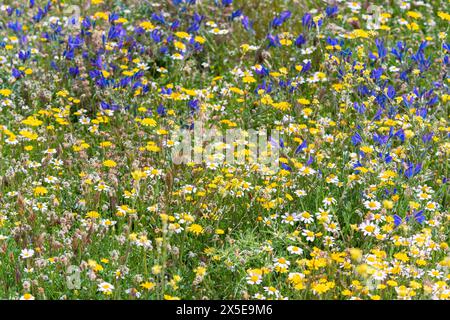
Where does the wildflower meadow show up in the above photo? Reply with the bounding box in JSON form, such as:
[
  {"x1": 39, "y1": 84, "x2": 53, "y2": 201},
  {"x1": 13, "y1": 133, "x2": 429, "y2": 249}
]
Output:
[{"x1": 0, "y1": 0, "x2": 449, "y2": 301}]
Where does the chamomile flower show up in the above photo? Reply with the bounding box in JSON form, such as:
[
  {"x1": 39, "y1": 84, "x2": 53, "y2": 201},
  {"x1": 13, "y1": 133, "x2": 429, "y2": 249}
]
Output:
[
  {"x1": 246, "y1": 273, "x2": 262, "y2": 285},
  {"x1": 299, "y1": 211, "x2": 314, "y2": 224},
  {"x1": 20, "y1": 249, "x2": 35, "y2": 259},
  {"x1": 281, "y1": 212, "x2": 298, "y2": 225},
  {"x1": 364, "y1": 200, "x2": 381, "y2": 211},
  {"x1": 263, "y1": 286, "x2": 280, "y2": 297},
  {"x1": 302, "y1": 229, "x2": 315, "y2": 242},
  {"x1": 20, "y1": 293, "x2": 35, "y2": 300},
  {"x1": 360, "y1": 221, "x2": 379, "y2": 236},
  {"x1": 98, "y1": 282, "x2": 114, "y2": 295},
  {"x1": 323, "y1": 197, "x2": 337, "y2": 207},
  {"x1": 287, "y1": 245, "x2": 303, "y2": 255}
]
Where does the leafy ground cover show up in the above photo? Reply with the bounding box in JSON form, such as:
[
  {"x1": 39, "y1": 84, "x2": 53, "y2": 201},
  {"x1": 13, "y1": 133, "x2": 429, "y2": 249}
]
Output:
[{"x1": 0, "y1": 0, "x2": 449, "y2": 300}]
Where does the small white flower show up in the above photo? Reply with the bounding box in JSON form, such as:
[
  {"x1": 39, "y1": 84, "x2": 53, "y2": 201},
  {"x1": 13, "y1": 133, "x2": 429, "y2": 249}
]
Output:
[
  {"x1": 98, "y1": 282, "x2": 115, "y2": 295},
  {"x1": 299, "y1": 211, "x2": 314, "y2": 224},
  {"x1": 20, "y1": 249, "x2": 35, "y2": 259},
  {"x1": 364, "y1": 200, "x2": 381, "y2": 211},
  {"x1": 287, "y1": 246, "x2": 303, "y2": 255},
  {"x1": 20, "y1": 293, "x2": 35, "y2": 300},
  {"x1": 263, "y1": 286, "x2": 279, "y2": 297},
  {"x1": 359, "y1": 221, "x2": 379, "y2": 236}
]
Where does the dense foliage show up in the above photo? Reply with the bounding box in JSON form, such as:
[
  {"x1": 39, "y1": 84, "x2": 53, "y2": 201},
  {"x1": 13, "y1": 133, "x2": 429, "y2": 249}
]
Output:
[{"x1": 0, "y1": 0, "x2": 449, "y2": 300}]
